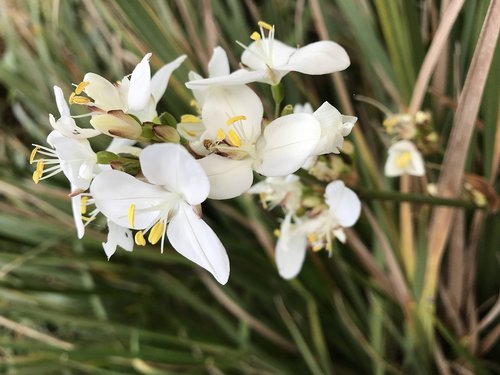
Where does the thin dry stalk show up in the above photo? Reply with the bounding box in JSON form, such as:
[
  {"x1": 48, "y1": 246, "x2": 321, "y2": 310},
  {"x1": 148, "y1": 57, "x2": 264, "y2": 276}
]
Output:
[
  {"x1": 399, "y1": 175, "x2": 415, "y2": 280},
  {"x1": 433, "y1": 341, "x2": 452, "y2": 375},
  {"x1": 175, "y1": 0, "x2": 209, "y2": 66},
  {"x1": 409, "y1": 0, "x2": 465, "y2": 114},
  {"x1": 479, "y1": 323, "x2": 500, "y2": 355},
  {"x1": 422, "y1": 0, "x2": 500, "y2": 307},
  {"x1": 0, "y1": 315, "x2": 74, "y2": 351},
  {"x1": 202, "y1": 0, "x2": 218, "y2": 51},
  {"x1": 447, "y1": 210, "x2": 465, "y2": 312},
  {"x1": 198, "y1": 271, "x2": 296, "y2": 353},
  {"x1": 363, "y1": 206, "x2": 411, "y2": 307}
]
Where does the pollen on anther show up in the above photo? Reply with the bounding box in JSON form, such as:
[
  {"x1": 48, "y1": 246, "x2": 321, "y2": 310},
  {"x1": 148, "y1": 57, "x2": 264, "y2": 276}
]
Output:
[
  {"x1": 30, "y1": 147, "x2": 39, "y2": 164},
  {"x1": 250, "y1": 31, "x2": 261, "y2": 41},
  {"x1": 80, "y1": 196, "x2": 89, "y2": 214},
  {"x1": 226, "y1": 115, "x2": 247, "y2": 126},
  {"x1": 75, "y1": 81, "x2": 90, "y2": 95},
  {"x1": 128, "y1": 204, "x2": 136, "y2": 228},
  {"x1": 257, "y1": 20, "x2": 273, "y2": 31},
  {"x1": 69, "y1": 92, "x2": 91, "y2": 105},
  {"x1": 181, "y1": 114, "x2": 201, "y2": 123},
  {"x1": 395, "y1": 151, "x2": 411, "y2": 168},
  {"x1": 227, "y1": 129, "x2": 241, "y2": 147},
  {"x1": 135, "y1": 231, "x2": 146, "y2": 246},
  {"x1": 216, "y1": 128, "x2": 226, "y2": 141},
  {"x1": 148, "y1": 221, "x2": 165, "y2": 245}
]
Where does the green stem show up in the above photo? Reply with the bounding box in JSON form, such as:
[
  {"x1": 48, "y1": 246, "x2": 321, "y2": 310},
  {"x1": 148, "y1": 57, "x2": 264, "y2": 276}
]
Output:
[
  {"x1": 356, "y1": 189, "x2": 482, "y2": 209},
  {"x1": 271, "y1": 83, "x2": 284, "y2": 119}
]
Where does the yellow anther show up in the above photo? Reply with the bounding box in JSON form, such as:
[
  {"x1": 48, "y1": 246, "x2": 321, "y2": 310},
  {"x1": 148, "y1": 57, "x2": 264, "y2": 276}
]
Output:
[
  {"x1": 32, "y1": 170, "x2": 42, "y2": 184},
  {"x1": 69, "y1": 92, "x2": 91, "y2": 105},
  {"x1": 30, "y1": 147, "x2": 39, "y2": 164},
  {"x1": 135, "y1": 231, "x2": 146, "y2": 246},
  {"x1": 128, "y1": 204, "x2": 135, "y2": 228},
  {"x1": 250, "y1": 31, "x2": 261, "y2": 41},
  {"x1": 307, "y1": 233, "x2": 317, "y2": 244},
  {"x1": 273, "y1": 229, "x2": 281, "y2": 238},
  {"x1": 216, "y1": 128, "x2": 226, "y2": 141},
  {"x1": 395, "y1": 151, "x2": 412, "y2": 169},
  {"x1": 35, "y1": 160, "x2": 44, "y2": 173},
  {"x1": 259, "y1": 193, "x2": 268, "y2": 209},
  {"x1": 258, "y1": 21, "x2": 273, "y2": 31},
  {"x1": 148, "y1": 221, "x2": 165, "y2": 245},
  {"x1": 325, "y1": 242, "x2": 332, "y2": 252},
  {"x1": 226, "y1": 115, "x2": 246, "y2": 126},
  {"x1": 80, "y1": 196, "x2": 89, "y2": 214},
  {"x1": 75, "y1": 81, "x2": 90, "y2": 95},
  {"x1": 184, "y1": 129, "x2": 196, "y2": 137},
  {"x1": 227, "y1": 129, "x2": 241, "y2": 147},
  {"x1": 189, "y1": 99, "x2": 198, "y2": 107},
  {"x1": 312, "y1": 244, "x2": 323, "y2": 252},
  {"x1": 181, "y1": 114, "x2": 201, "y2": 123}
]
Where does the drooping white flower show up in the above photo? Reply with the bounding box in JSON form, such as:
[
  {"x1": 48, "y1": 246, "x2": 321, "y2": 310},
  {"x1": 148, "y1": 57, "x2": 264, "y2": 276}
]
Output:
[
  {"x1": 311, "y1": 102, "x2": 357, "y2": 155},
  {"x1": 384, "y1": 140, "x2": 425, "y2": 177},
  {"x1": 248, "y1": 174, "x2": 302, "y2": 213},
  {"x1": 186, "y1": 21, "x2": 350, "y2": 88},
  {"x1": 196, "y1": 86, "x2": 321, "y2": 199},
  {"x1": 49, "y1": 86, "x2": 100, "y2": 139},
  {"x1": 31, "y1": 131, "x2": 97, "y2": 190},
  {"x1": 275, "y1": 180, "x2": 361, "y2": 279},
  {"x1": 76, "y1": 53, "x2": 186, "y2": 123},
  {"x1": 90, "y1": 143, "x2": 230, "y2": 284}
]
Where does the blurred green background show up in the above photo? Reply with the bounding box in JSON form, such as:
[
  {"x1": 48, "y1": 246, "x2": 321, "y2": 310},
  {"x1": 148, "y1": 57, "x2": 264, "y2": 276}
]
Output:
[{"x1": 0, "y1": 0, "x2": 498, "y2": 374}]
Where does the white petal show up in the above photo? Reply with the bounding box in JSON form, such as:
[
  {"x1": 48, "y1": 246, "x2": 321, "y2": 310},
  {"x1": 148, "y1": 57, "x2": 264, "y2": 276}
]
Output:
[
  {"x1": 201, "y1": 86, "x2": 263, "y2": 142},
  {"x1": 71, "y1": 192, "x2": 85, "y2": 239},
  {"x1": 128, "y1": 53, "x2": 152, "y2": 112},
  {"x1": 140, "y1": 143, "x2": 209, "y2": 205},
  {"x1": 49, "y1": 114, "x2": 101, "y2": 139},
  {"x1": 341, "y1": 115, "x2": 358, "y2": 136},
  {"x1": 187, "y1": 71, "x2": 207, "y2": 106},
  {"x1": 177, "y1": 120, "x2": 206, "y2": 142},
  {"x1": 198, "y1": 155, "x2": 254, "y2": 199},
  {"x1": 241, "y1": 39, "x2": 296, "y2": 70},
  {"x1": 275, "y1": 214, "x2": 307, "y2": 279},
  {"x1": 283, "y1": 41, "x2": 350, "y2": 75},
  {"x1": 53, "y1": 86, "x2": 70, "y2": 117},
  {"x1": 150, "y1": 55, "x2": 186, "y2": 104},
  {"x1": 325, "y1": 180, "x2": 361, "y2": 227},
  {"x1": 256, "y1": 113, "x2": 321, "y2": 176},
  {"x1": 83, "y1": 72, "x2": 124, "y2": 111},
  {"x1": 47, "y1": 131, "x2": 97, "y2": 190},
  {"x1": 385, "y1": 140, "x2": 425, "y2": 177},
  {"x1": 208, "y1": 47, "x2": 230, "y2": 77},
  {"x1": 105, "y1": 138, "x2": 139, "y2": 155},
  {"x1": 294, "y1": 102, "x2": 314, "y2": 114},
  {"x1": 185, "y1": 69, "x2": 269, "y2": 88},
  {"x1": 102, "y1": 220, "x2": 134, "y2": 259},
  {"x1": 90, "y1": 170, "x2": 170, "y2": 229},
  {"x1": 167, "y1": 202, "x2": 230, "y2": 284}
]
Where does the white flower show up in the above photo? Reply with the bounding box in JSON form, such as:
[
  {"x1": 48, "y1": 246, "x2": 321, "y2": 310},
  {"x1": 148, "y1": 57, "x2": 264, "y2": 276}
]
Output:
[
  {"x1": 311, "y1": 102, "x2": 357, "y2": 155},
  {"x1": 247, "y1": 174, "x2": 302, "y2": 213},
  {"x1": 186, "y1": 21, "x2": 350, "y2": 88},
  {"x1": 102, "y1": 220, "x2": 134, "y2": 260},
  {"x1": 49, "y1": 86, "x2": 100, "y2": 139},
  {"x1": 196, "y1": 86, "x2": 321, "y2": 199},
  {"x1": 90, "y1": 143, "x2": 230, "y2": 284},
  {"x1": 77, "y1": 53, "x2": 186, "y2": 122},
  {"x1": 275, "y1": 180, "x2": 361, "y2": 279},
  {"x1": 31, "y1": 131, "x2": 97, "y2": 190},
  {"x1": 293, "y1": 102, "x2": 314, "y2": 114},
  {"x1": 384, "y1": 140, "x2": 425, "y2": 177}
]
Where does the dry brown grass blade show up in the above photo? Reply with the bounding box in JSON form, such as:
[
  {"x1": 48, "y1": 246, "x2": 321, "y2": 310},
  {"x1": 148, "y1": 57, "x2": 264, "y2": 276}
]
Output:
[
  {"x1": 409, "y1": 0, "x2": 465, "y2": 114},
  {"x1": 399, "y1": 175, "x2": 415, "y2": 280},
  {"x1": 344, "y1": 229, "x2": 395, "y2": 299},
  {"x1": 363, "y1": 206, "x2": 411, "y2": 307},
  {"x1": 197, "y1": 271, "x2": 297, "y2": 353},
  {"x1": 422, "y1": 0, "x2": 500, "y2": 304},
  {"x1": 446, "y1": 210, "x2": 465, "y2": 314},
  {"x1": 0, "y1": 315, "x2": 74, "y2": 351}
]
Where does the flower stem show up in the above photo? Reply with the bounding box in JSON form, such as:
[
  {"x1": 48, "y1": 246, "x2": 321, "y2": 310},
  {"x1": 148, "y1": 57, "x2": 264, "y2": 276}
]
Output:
[
  {"x1": 271, "y1": 83, "x2": 284, "y2": 119},
  {"x1": 356, "y1": 189, "x2": 482, "y2": 209}
]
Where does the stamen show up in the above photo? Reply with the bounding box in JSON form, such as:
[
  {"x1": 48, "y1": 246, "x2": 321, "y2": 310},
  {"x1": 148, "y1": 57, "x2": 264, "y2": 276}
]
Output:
[
  {"x1": 250, "y1": 31, "x2": 261, "y2": 41},
  {"x1": 69, "y1": 92, "x2": 91, "y2": 105},
  {"x1": 259, "y1": 193, "x2": 268, "y2": 209},
  {"x1": 30, "y1": 147, "x2": 39, "y2": 164},
  {"x1": 227, "y1": 129, "x2": 241, "y2": 147},
  {"x1": 226, "y1": 115, "x2": 246, "y2": 126},
  {"x1": 258, "y1": 21, "x2": 273, "y2": 31},
  {"x1": 148, "y1": 221, "x2": 165, "y2": 245},
  {"x1": 181, "y1": 114, "x2": 201, "y2": 123},
  {"x1": 135, "y1": 231, "x2": 146, "y2": 246},
  {"x1": 395, "y1": 151, "x2": 412, "y2": 168},
  {"x1": 32, "y1": 170, "x2": 42, "y2": 184},
  {"x1": 273, "y1": 229, "x2": 281, "y2": 237},
  {"x1": 312, "y1": 244, "x2": 323, "y2": 252},
  {"x1": 81, "y1": 196, "x2": 89, "y2": 214},
  {"x1": 128, "y1": 204, "x2": 136, "y2": 228},
  {"x1": 75, "y1": 81, "x2": 90, "y2": 95},
  {"x1": 216, "y1": 128, "x2": 226, "y2": 141},
  {"x1": 307, "y1": 233, "x2": 317, "y2": 244}
]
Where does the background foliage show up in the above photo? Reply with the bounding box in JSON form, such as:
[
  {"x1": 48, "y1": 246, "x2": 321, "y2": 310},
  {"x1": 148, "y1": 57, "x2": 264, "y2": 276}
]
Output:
[{"x1": 0, "y1": 0, "x2": 498, "y2": 374}]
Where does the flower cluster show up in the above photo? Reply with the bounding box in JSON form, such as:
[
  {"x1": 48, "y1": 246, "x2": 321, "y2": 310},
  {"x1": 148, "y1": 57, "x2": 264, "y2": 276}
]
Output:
[{"x1": 31, "y1": 21, "x2": 360, "y2": 283}]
